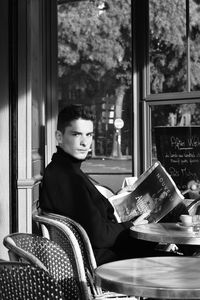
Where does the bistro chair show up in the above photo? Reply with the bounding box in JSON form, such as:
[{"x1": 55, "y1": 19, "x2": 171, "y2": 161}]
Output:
[
  {"x1": 0, "y1": 261, "x2": 64, "y2": 300},
  {"x1": 95, "y1": 184, "x2": 115, "y2": 198},
  {"x1": 187, "y1": 197, "x2": 200, "y2": 216},
  {"x1": 34, "y1": 212, "x2": 98, "y2": 295},
  {"x1": 33, "y1": 212, "x2": 139, "y2": 300},
  {"x1": 3, "y1": 232, "x2": 90, "y2": 300}
]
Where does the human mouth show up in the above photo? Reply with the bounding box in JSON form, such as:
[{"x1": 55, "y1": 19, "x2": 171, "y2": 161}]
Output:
[{"x1": 77, "y1": 149, "x2": 88, "y2": 153}]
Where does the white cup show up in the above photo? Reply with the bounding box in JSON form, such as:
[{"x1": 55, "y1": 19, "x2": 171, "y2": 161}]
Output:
[{"x1": 180, "y1": 214, "x2": 193, "y2": 227}]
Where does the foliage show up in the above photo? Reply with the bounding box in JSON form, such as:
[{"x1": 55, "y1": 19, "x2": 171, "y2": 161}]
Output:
[
  {"x1": 57, "y1": 0, "x2": 132, "y2": 97},
  {"x1": 150, "y1": 0, "x2": 200, "y2": 93}
]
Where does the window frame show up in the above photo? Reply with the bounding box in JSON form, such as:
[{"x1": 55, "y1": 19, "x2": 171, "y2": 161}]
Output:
[{"x1": 137, "y1": 0, "x2": 200, "y2": 171}]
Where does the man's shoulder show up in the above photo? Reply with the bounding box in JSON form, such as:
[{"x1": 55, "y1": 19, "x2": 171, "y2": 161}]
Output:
[{"x1": 43, "y1": 160, "x2": 83, "y2": 181}]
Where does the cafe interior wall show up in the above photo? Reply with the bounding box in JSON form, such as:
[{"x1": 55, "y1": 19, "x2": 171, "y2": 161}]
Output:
[
  {"x1": 0, "y1": 0, "x2": 10, "y2": 260},
  {"x1": 0, "y1": 0, "x2": 48, "y2": 260}
]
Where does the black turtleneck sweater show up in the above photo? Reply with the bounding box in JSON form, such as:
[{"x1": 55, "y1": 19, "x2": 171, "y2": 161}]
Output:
[{"x1": 39, "y1": 147, "x2": 136, "y2": 265}]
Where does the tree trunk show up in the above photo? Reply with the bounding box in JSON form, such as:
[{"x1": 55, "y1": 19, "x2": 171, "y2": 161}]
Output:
[{"x1": 111, "y1": 85, "x2": 126, "y2": 158}]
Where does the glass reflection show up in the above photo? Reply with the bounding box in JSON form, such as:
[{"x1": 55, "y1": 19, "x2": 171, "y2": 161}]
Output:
[{"x1": 151, "y1": 102, "x2": 200, "y2": 191}]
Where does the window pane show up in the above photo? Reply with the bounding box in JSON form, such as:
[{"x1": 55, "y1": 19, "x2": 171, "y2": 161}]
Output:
[
  {"x1": 57, "y1": 0, "x2": 132, "y2": 190},
  {"x1": 190, "y1": 0, "x2": 200, "y2": 91},
  {"x1": 151, "y1": 102, "x2": 200, "y2": 192},
  {"x1": 149, "y1": 0, "x2": 187, "y2": 94}
]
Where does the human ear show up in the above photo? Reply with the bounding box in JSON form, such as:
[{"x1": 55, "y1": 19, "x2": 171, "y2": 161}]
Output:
[{"x1": 55, "y1": 130, "x2": 63, "y2": 144}]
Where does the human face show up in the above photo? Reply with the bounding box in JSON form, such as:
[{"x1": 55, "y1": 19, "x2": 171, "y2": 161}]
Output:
[{"x1": 56, "y1": 118, "x2": 94, "y2": 160}]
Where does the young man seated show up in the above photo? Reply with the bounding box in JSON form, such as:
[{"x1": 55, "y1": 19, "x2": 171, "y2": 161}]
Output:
[{"x1": 39, "y1": 104, "x2": 189, "y2": 265}]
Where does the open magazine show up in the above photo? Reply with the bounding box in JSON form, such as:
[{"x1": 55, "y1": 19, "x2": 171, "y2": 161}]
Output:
[{"x1": 109, "y1": 161, "x2": 184, "y2": 223}]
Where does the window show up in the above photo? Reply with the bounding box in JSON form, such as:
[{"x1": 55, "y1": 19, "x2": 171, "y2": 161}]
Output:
[
  {"x1": 149, "y1": 0, "x2": 200, "y2": 94},
  {"x1": 143, "y1": 0, "x2": 200, "y2": 192},
  {"x1": 56, "y1": 0, "x2": 133, "y2": 191}
]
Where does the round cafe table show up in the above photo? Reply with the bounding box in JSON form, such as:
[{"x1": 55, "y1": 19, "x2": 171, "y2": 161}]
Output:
[
  {"x1": 130, "y1": 222, "x2": 200, "y2": 245},
  {"x1": 95, "y1": 256, "x2": 200, "y2": 299}
]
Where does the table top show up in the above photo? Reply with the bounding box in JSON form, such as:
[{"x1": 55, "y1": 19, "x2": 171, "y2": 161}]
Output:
[
  {"x1": 130, "y1": 222, "x2": 200, "y2": 245},
  {"x1": 95, "y1": 256, "x2": 200, "y2": 299}
]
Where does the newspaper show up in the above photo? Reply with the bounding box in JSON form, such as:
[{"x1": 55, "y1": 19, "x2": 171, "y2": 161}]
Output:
[{"x1": 109, "y1": 161, "x2": 184, "y2": 223}]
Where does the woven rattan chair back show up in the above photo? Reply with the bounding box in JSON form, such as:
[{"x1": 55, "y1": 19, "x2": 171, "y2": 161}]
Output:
[
  {"x1": 33, "y1": 212, "x2": 138, "y2": 300},
  {"x1": 33, "y1": 212, "x2": 98, "y2": 297},
  {"x1": 34, "y1": 212, "x2": 96, "y2": 273},
  {"x1": 3, "y1": 233, "x2": 90, "y2": 300},
  {"x1": 0, "y1": 261, "x2": 64, "y2": 300}
]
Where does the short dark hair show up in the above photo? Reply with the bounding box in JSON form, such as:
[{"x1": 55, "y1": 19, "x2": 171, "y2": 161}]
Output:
[{"x1": 57, "y1": 104, "x2": 95, "y2": 133}]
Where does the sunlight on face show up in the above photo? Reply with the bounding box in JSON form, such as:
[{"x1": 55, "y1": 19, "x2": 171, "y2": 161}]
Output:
[{"x1": 56, "y1": 118, "x2": 94, "y2": 160}]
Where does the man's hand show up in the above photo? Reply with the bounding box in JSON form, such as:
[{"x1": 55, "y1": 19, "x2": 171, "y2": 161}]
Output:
[{"x1": 132, "y1": 210, "x2": 151, "y2": 226}]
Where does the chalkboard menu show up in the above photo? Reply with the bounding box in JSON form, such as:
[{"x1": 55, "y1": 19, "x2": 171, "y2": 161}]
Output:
[{"x1": 155, "y1": 126, "x2": 200, "y2": 191}]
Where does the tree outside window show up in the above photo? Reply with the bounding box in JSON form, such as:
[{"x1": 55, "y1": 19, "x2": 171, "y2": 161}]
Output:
[{"x1": 57, "y1": 0, "x2": 132, "y2": 159}]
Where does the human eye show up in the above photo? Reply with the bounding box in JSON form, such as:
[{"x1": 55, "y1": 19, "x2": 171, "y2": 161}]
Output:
[
  {"x1": 87, "y1": 132, "x2": 94, "y2": 137},
  {"x1": 72, "y1": 132, "x2": 80, "y2": 137}
]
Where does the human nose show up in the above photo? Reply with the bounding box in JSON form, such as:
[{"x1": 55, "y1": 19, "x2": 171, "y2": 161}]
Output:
[{"x1": 80, "y1": 135, "x2": 89, "y2": 146}]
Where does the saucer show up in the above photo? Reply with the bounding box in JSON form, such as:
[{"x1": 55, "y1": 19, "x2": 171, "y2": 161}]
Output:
[{"x1": 176, "y1": 222, "x2": 193, "y2": 231}]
